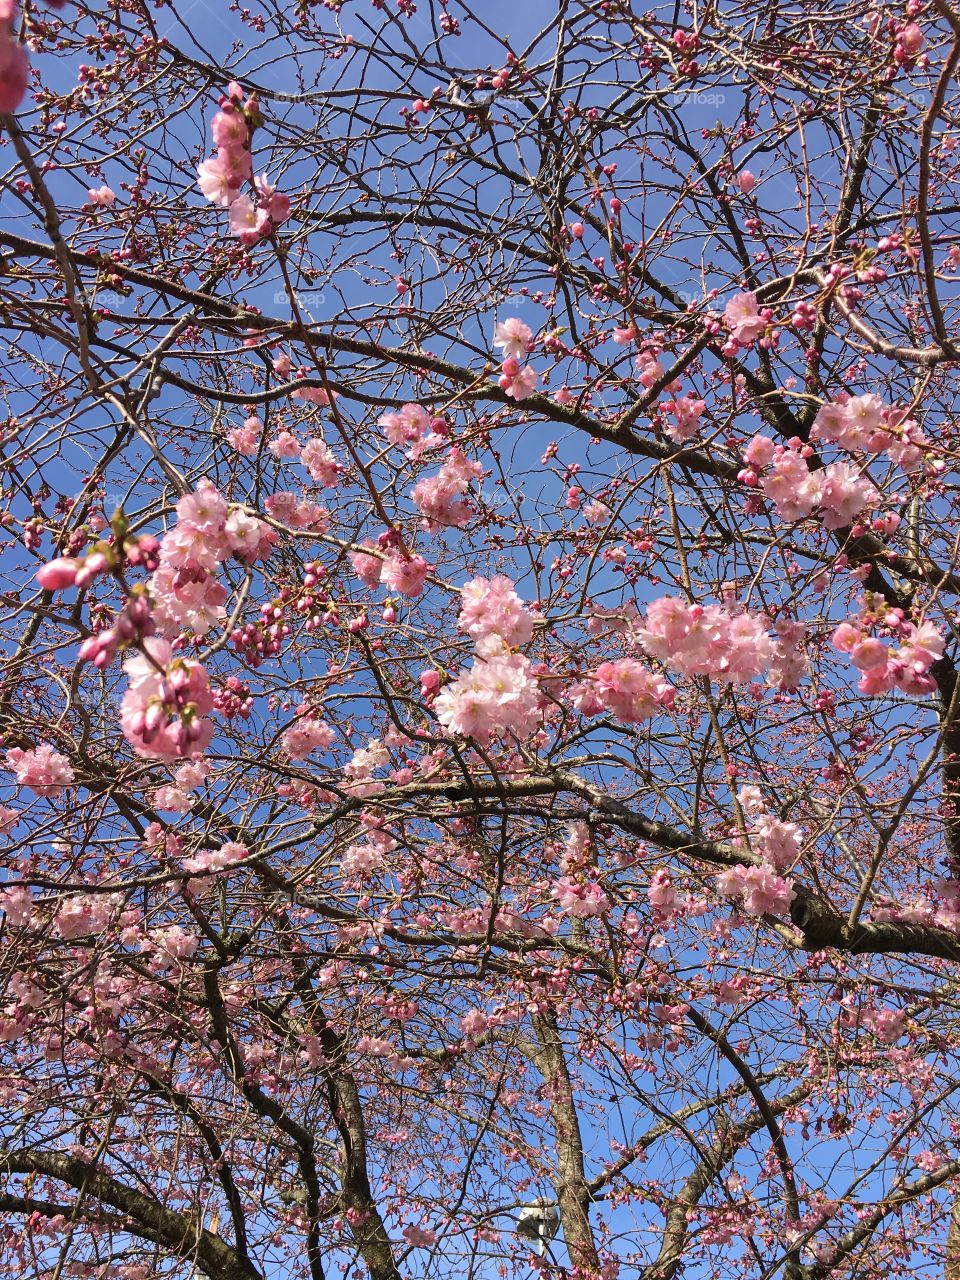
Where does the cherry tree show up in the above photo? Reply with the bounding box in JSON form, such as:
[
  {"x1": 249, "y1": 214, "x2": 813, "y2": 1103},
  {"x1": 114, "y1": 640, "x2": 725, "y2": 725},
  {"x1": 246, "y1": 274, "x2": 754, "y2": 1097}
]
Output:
[{"x1": 2, "y1": 0, "x2": 960, "y2": 1277}]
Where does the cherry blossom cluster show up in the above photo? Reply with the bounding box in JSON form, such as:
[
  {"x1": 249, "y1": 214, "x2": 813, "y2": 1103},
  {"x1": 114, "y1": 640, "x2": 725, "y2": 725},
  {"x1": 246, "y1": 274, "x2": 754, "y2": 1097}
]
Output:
[
  {"x1": 282, "y1": 710, "x2": 335, "y2": 761},
  {"x1": 552, "y1": 876, "x2": 611, "y2": 918},
  {"x1": 350, "y1": 534, "x2": 430, "y2": 597},
  {"x1": 722, "y1": 289, "x2": 773, "y2": 353},
  {"x1": 810, "y1": 392, "x2": 930, "y2": 472},
  {"x1": 37, "y1": 480, "x2": 276, "y2": 760},
  {"x1": 739, "y1": 436, "x2": 881, "y2": 529},
  {"x1": 411, "y1": 448, "x2": 484, "y2": 530},
  {"x1": 493, "y1": 318, "x2": 538, "y2": 400},
  {"x1": 196, "y1": 83, "x2": 290, "y2": 245},
  {"x1": 340, "y1": 811, "x2": 399, "y2": 879},
  {"x1": 570, "y1": 658, "x2": 675, "y2": 724},
  {"x1": 119, "y1": 639, "x2": 215, "y2": 761},
  {"x1": 736, "y1": 784, "x2": 803, "y2": 870},
  {"x1": 379, "y1": 403, "x2": 448, "y2": 459},
  {"x1": 149, "y1": 479, "x2": 274, "y2": 640},
  {"x1": 636, "y1": 596, "x2": 779, "y2": 684},
  {"x1": 715, "y1": 862, "x2": 796, "y2": 917},
  {"x1": 660, "y1": 392, "x2": 706, "y2": 444},
  {"x1": 832, "y1": 609, "x2": 944, "y2": 696},
  {"x1": 151, "y1": 758, "x2": 210, "y2": 814},
  {"x1": 432, "y1": 649, "x2": 539, "y2": 741},
  {"x1": 4, "y1": 743, "x2": 74, "y2": 798},
  {"x1": 548, "y1": 820, "x2": 612, "y2": 919},
  {"x1": 434, "y1": 575, "x2": 540, "y2": 743}
]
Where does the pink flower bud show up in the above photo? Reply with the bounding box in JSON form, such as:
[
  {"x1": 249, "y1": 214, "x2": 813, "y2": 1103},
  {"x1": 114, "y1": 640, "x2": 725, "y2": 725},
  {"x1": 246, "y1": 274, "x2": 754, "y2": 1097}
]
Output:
[{"x1": 36, "y1": 558, "x2": 80, "y2": 590}]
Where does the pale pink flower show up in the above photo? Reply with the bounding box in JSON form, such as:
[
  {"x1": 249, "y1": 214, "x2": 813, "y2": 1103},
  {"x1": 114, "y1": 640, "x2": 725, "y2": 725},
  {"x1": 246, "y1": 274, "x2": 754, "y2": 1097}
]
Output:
[
  {"x1": 379, "y1": 403, "x2": 430, "y2": 447},
  {"x1": 663, "y1": 394, "x2": 705, "y2": 443},
  {"x1": 176, "y1": 479, "x2": 228, "y2": 536},
  {"x1": 723, "y1": 290, "x2": 766, "y2": 344},
  {"x1": 225, "y1": 510, "x2": 276, "y2": 562},
  {"x1": 301, "y1": 437, "x2": 341, "y2": 486},
  {"x1": 648, "y1": 868, "x2": 677, "y2": 914},
  {"x1": 150, "y1": 564, "x2": 227, "y2": 637},
  {"x1": 228, "y1": 414, "x2": 262, "y2": 455},
  {"x1": 434, "y1": 652, "x2": 540, "y2": 743},
  {"x1": 351, "y1": 545, "x2": 383, "y2": 589},
  {"x1": 198, "y1": 155, "x2": 243, "y2": 207},
  {"x1": 283, "y1": 717, "x2": 334, "y2": 760},
  {"x1": 460, "y1": 1009, "x2": 490, "y2": 1037},
  {"x1": 817, "y1": 462, "x2": 879, "y2": 530},
  {"x1": 499, "y1": 362, "x2": 538, "y2": 401},
  {"x1": 267, "y1": 429, "x2": 302, "y2": 459},
  {"x1": 152, "y1": 925, "x2": 198, "y2": 961},
  {"x1": 590, "y1": 659, "x2": 675, "y2": 723},
  {"x1": 151, "y1": 784, "x2": 194, "y2": 813},
  {"x1": 5, "y1": 744, "x2": 74, "y2": 797},
  {"x1": 228, "y1": 194, "x2": 261, "y2": 245},
  {"x1": 552, "y1": 876, "x2": 611, "y2": 918},
  {"x1": 0, "y1": 887, "x2": 33, "y2": 927},
  {"x1": 492, "y1": 316, "x2": 533, "y2": 359},
  {"x1": 411, "y1": 448, "x2": 483, "y2": 531},
  {"x1": 211, "y1": 105, "x2": 248, "y2": 150},
  {"x1": 716, "y1": 863, "x2": 795, "y2": 916},
  {"x1": 403, "y1": 1225, "x2": 437, "y2": 1249},
  {"x1": 56, "y1": 893, "x2": 118, "y2": 939},
  {"x1": 87, "y1": 184, "x2": 116, "y2": 207},
  {"x1": 380, "y1": 553, "x2": 429, "y2": 597},
  {"x1": 254, "y1": 174, "x2": 291, "y2": 225},
  {"x1": 761, "y1": 448, "x2": 822, "y2": 521},
  {"x1": 751, "y1": 814, "x2": 802, "y2": 870},
  {"x1": 458, "y1": 575, "x2": 534, "y2": 649},
  {"x1": 175, "y1": 759, "x2": 210, "y2": 791},
  {"x1": 120, "y1": 639, "x2": 214, "y2": 762},
  {"x1": 743, "y1": 435, "x2": 776, "y2": 468},
  {"x1": 637, "y1": 597, "x2": 777, "y2": 684}
]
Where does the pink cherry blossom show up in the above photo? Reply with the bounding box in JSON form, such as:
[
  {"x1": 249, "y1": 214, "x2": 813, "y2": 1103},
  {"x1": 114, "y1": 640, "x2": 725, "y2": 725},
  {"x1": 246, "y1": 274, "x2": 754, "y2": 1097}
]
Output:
[
  {"x1": 492, "y1": 317, "x2": 533, "y2": 359},
  {"x1": 283, "y1": 716, "x2": 334, "y2": 760},
  {"x1": 301, "y1": 437, "x2": 341, "y2": 486},
  {"x1": 498, "y1": 361, "x2": 538, "y2": 401},
  {"x1": 716, "y1": 863, "x2": 796, "y2": 916},
  {"x1": 0, "y1": 35, "x2": 28, "y2": 115},
  {"x1": 5, "y1": 743, "x2": 75, "y2": 797},
  {"x1": 662, "y1": 393, "x2": 705, "y2": 443},
  {"x1": 380, "y1": 553, "x2": 429, "y2": 597},
  {"x1": 723, "y1": 290, "x2": 766, "y2": 344},
  {"x1": 552, "y1": 876, "x2": 611, "y2": 918},
  {"x1": 637, "y1": 597, "x2": 778, "y2": 684},
  {"x1": 228, "y1": 414, "x2": 262, "y2": 454},
  {"x1": 351, "y1": 544, "x2": 383, "y2": 589},
  {"x1": 120, "y1": 639, "x2": 214, "y2": 761},
  {"x1": 87, "y1": 184, "x2": 116, "y2": 206},
  {"x1": 458, "y1": 575, "x2": 534, "y2": 649},
  {"x1": 434, "y1": 652, "x2": 540, "y2": 743},
  {"x1": 588, "y1": 659, "x2": 676, "y2": 723},
  {"x1": 267, "y1": 430, "x2": 302, "y2": 459}
]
